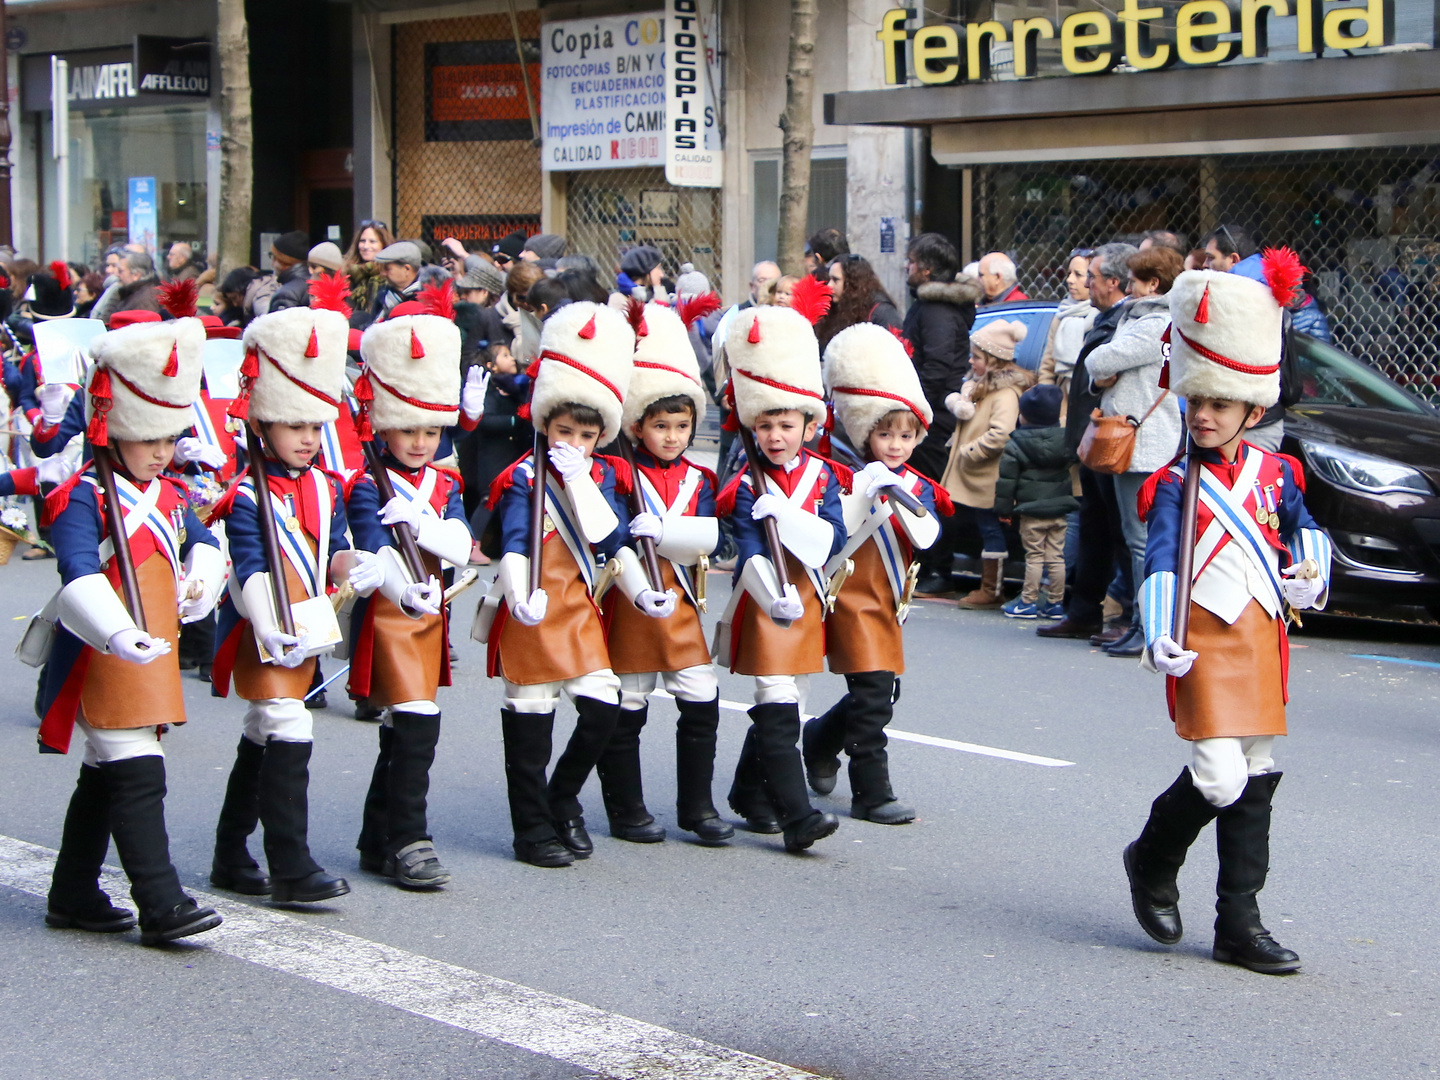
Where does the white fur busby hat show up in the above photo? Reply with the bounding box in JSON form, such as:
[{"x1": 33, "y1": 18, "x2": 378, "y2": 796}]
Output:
[
  {"x1": 620, "y1": 299, "x2": 712, "y2": 434},
  {"x1": 84, "y1": 283, "x2": 206, "y2": 446},
  {"x1": 724, "y1": 276, "x2": 832, "y2": 430},
  {"x1": 822, "y1": 323, "x2": 933, "y2": 449},
  {"x1": 1165, "y1": 249, "x2": 1304, "y2": 410},
  {"x1": 239, "y1": 307, "x2": 349, "y2": 425},
  {"x1": 526, "y1": 301, "x2": 635, "y2": 444},
  {"x1": 356, "y1": 281, "x2": 462, "y2": 437}
]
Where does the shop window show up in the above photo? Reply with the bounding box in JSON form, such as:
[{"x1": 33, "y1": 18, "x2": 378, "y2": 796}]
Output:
[{"x1": 752, "y1": 155, "x2": 849, "y2": 264}]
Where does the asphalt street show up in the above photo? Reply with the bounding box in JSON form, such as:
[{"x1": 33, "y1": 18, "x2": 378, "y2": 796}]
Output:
[{"x1": 0, "y1": 553, "x2": 1437, "y2": 1080}]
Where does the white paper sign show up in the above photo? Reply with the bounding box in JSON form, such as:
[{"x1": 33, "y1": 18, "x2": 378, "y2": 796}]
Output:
[
  {"x1": 541, "y1": 13, "x2": 666, "y2": 172},
  {"x1": 663, "y1": 0, "x2": 722, "y2": 188},
  {"x1": 33, "y1": 319, "x2": 106, "y2": 386},
  {"x1": 202, "y1": 337, "x2": 246, "y2": 401}
]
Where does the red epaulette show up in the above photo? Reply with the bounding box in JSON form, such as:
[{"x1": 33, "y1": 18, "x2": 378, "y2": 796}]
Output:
[
  {"x1": 318, "y1": 465, "x2": 348, "y2": 499},
  {"x1": 41, "y1": 467, "x2": 89, "y2": 528},
  {"x1": 205, "y1": 468, "x2": 250, "y2": 526},
  {"x1": 160, "y1": 475, "x2": 191, "y2": 502},
  {"x1": 595, "y1": 453, "x2": 632, "y2": 496},
  {"x1": 430, "y1": 462, "x2": 465, "y2": 493},
  {"x1": 1274, "y1": 452, "x2": 1306, "y2": 494},
  {"x1": 681, "y1": 456, "x2": 719, "y2": 493},
  {"x1": 715, "y1": 465, "x2": 749, "y2": 518},
  {"x1": 814, "y1": 453, "x2": 854, "y2": 493},
  {"x1": 342, "y1": 469, "x2": 372, "y2": 503},
  {"x1": 1137, "y1": 453, "x2": 1186, "y2": 523},
  {"x1": 486, "y1": 451, "x2": 534, "y2": 511}
]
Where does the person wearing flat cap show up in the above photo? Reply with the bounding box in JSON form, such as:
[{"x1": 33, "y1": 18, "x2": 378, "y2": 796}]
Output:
[
  {"x1": 267, "y1": 230, "x2": 315, "y2": 314},
  {"x1": 455, "y1": 256, "x2": 510, "y2": 363},
  {"x1": 372, "y1": 241, "x2": 424, "y2": 320}
]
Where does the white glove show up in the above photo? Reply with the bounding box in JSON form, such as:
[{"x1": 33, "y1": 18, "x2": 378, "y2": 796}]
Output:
[
  {"x1": 512, "y1": 588, "x2": 548, "y2": 626},
  {"x1": 461, "y1": 366, "x2": 489, "y2": 420},
  {"x1": 177, "y1": 579, "x2": 212, "y2": 624},
  {"x1": 751, "y1": 493, "x2": 787, "y2": 523},
  {"x1": 39, "y1": 383, "x2": 75, "y2": 426},
  {"x1": 1151, "y1": 635, "x2": 1198, "y2": 678},
  {"x1": 108, "y1": 628, "x2": 171, "y2": 665},
  {"x1": 629, "y1": 511, "x2": 663, "y2": 541},
  {"x1": 548, "y1": 440, "x2": 589, "y2": 483},
  {"x1": 35, "y1": 454, "x2": 78, "y2": 486},
  {"x1": 635, "y1": 588, "x2": 677, "y2": 619},
  {"x1": 770, "y1": 583, "x2": 804, "y2": 622},
  {"x1": 860, "y1": 461, "x2": 905, "y2": 499},
  {"x1": 173, "y1": 437, "x2": 228, "y2": 471},
  {"x1": 380, "y1": 494, "x2": 426, "y2": 532},
  {"x1": 401, "y1": 576, "x2": 443, "y2": 616},
  {"x1": 1281, "y1": 565, "x2": 1325, "y2": 610},
  {"x1": 260, "y1": 628, "x2": 302, "y2": 665},
  {"x1": 347, "y1": 551, "x2": 384, "y2": 594}
]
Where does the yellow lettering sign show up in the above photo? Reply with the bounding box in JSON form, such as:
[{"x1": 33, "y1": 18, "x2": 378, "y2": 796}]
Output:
[
  {"x1": 1011, "y1": 17, "x2": 1055, "y2": 78},
  {"x1": 1119, "y1": 0, "x2": 1173, "y2": 69},
  {"x1": 1241, "y1": 0, "x2": 1288, "y2": 57},
  {"x1": 877, "y1": 8, "x2": 910, "y2": 85},
  {"x1": 1061, "y1": 11, "x2": 1115, "y2": 74},
  {"x1": 1323, "y1": 0, "x2": 1393, "y2": 49},
  {"x1": 913, "y1": 25, "x2": 960, "y2": 84},
  {"x1": 1295, "y1": 0, "x2": 1321, "y2": 52},
  {"x1": 967, "y1": 21, "x2": 1007, "y2": 81},
  {"x1": 1176, "y1": 0, "x2": 1238, "y2": 64}
]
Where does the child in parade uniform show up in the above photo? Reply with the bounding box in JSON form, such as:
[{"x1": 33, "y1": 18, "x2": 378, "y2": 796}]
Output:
[
  {"x1": 480, "y1": 301, "x2": 661, "y2": 867},
  {"x1": 1124, "y1": 250, "x2": 1332, "y2": 975},
  {"x1": 595, "y1": 298, "x2": 734, "y2": 845},
  {"x1": 715, "y1": 284, "x2": 848, "y2": 852},
  {"x1": 207, "y1": 275, "x2": 356, "y2": 903},
  {"x1": 36, "y1": 305, "x2": 228, "y2": 944},
  {"x1": 802, "y1": 323, "x2": 948, "y2": 825},
  {"x1": 348, "y1": 282, "x2": 475, "y2": 889}
]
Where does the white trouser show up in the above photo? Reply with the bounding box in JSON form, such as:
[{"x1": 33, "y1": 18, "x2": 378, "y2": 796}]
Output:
[
  {"x1": 242, "y1": 697, "x2": 313, "y2": 745},
  {"x1": 753, "y1": 674, "x2": 809, "y2": 711},
  {"x1": 619, "y1": 664, "x2": 719, "y2": 712},
  {"x1": 77, "y1": 718, "x2": 164, "y2": 765},
  {"x1": 503, "y1": 669, "x2": 622, "y2": 714},
  {"x1": 379, "y1": 699, "x2": 441, "y2": 727},
  {"x1": 1190, "y1": 736, "x2": 1277, "y2": 808}
]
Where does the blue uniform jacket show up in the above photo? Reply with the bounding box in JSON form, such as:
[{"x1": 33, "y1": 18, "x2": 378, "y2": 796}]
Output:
[
  {"x1": 495, "y1": 452, "x2": 632, "y2": 561},
  {"x1": 726, "y1": 452, "x2": 847, "y2": 580}
]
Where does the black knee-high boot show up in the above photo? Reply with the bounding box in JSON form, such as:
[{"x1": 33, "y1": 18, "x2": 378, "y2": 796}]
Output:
[
  {"x1": 801, "y1": 697, "x2": 848, "y2": 795},
  {"x1": 596, "y1": 706, "x2": 665, "y2": 842},
  {"x1": 843, "y1": 671, "x2": 909, "y2": 821},
  {"x1": 1213, "y1": 772, "x2": 1298, "y2": 973},
  {"x1": 502, "y1": 709, "x2": 572, "y2": 867},
  {"x1": 357, "y1": 723, "x2": 393, "y2": 870},
  {"x1": 101, "y1": 756, "x2": 221, "y2": 945},
  {"x1": 727, "y1": 725, "x2": 778, "y2": 832},
  {"x1": 547, "y1": 696, "x2": 621, "y2": 855},
  {"x1": 1123, "y1": 767, "x2": 1220, "y2": 945},
  {"x1": 750, "y1": 703, "x2": 840, "y2": 852},
  {"x1": 47, "y1": 765, "x2": 134, "y2": 931},
  {"x1": 211, "y1": 737, "x2": 271, "y2": 895},
  {"x1": 260, "y1": 740, "x2": 349, "y2": 903},
  {"x1": 384, "y1": 710, "x2": 448, "y2": 889},
  {"x1": 675, "y1": 696, "x2": 733, "y2": 843}
]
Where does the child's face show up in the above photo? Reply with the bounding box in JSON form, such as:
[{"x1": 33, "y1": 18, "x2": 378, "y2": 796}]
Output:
[
  {"x1": 753, "y1": 410, "x2": 816, "y2": 466},
  {"x1": 868, "y1": 422, "x2": 920, "y2": 470},
  {"x1": 970, "y1": 350, "x2": 989, "y2": 378},
  {"x1": 261, "y1": 422, "x2": 323, "y2": 470},
  {"x1": 382, "y1": 427, "x2": 443, "y2": 469},
  {"x1": 634, "y1": 409, "x2": 693, "y2": 463},
  {"x1": 544, "y1": 414, "x2": 602, "y2": 457},
  {"x1": 488, "y1": 345, "x2": 518, "y2": 375},
  {"x1": 1186, "y1": 397, "x2": 1264, "y2": 455},
  {"x1": 116, "y1": 437, "x2": 177, "y2": 482}
]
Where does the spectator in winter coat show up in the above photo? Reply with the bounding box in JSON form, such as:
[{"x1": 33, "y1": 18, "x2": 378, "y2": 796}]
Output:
[
  {"x1": 804, "y1": 227, "x2": 849, "y2": 276},
  {"x1": 371, "y1": 241, "x2": 424, "y2": 319},
  {"x1": 903, "y1": 232, "x2": 984, "y2": 595},
  {"x1": 816, "y1": 255, "x2": 903, "y2": 353},
  {"x1": 1038, "y1": 249, "x2": 1096, "y2": 417},
  {"x1": 164, "y1": 242, "x2": 200, "y2": 282},
  {"x1": 615, "y1": 245, "x2": 668, "y2": 304},
  {"x1": 307, "y1": 242, "x2": 345, "y2": 277},
  {"x1": 979, "y1": 252, "x2": 1028, "y2": 304},
  {"x1": 110, "y1": 250, "x2": 164, "y2": 315},
  {"x1": 344, "y1": 220, "x2": 393, "y2": 319},
  {"x1": 265, "y1": 231, "x2": 314, "y2": 313}
]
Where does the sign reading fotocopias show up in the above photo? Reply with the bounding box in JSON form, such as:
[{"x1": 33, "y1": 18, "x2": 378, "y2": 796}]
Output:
[{"x1": 877, "y1": 0, "x2": 1394, "y2": 83}]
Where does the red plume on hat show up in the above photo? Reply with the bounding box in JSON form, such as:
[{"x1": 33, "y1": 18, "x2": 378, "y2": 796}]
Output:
[
  {"x1": 308, "y1": 271, "x2": 353, "y2": 318},
  {"x1": 419, "y1": 278, "x2": 456, "y2": 320},
  {"x1": 157, "y1": 278, "x2": 200, "y2": 319},
  {"x1": 1262, "y1": 246, "x2": 1306, "y2": 308},
  {"x1": 678, "y1": 291, "x2": 721, "y2": 330},
  {"x1": 789, "y1": 275, "x2": 833, "y2": 326},
  {"x1": 48, "y1": 261, "x2": 72, "y2": 291},
  {"x1": 888, "y1": 324, "x2": 915, "y2": 359},
  {"x1": 624, "y1": 296, "x2": 649, "y2": 338}
]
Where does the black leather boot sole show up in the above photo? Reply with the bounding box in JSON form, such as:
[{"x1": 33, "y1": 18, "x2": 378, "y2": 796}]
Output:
[
  {"x1": 678, "y1": 814, "x2": 735, "y2": 845},
  {"x1": 209, "y1": 863, "x2": 273, "y2": 896},
  {"x1": 271, "y1": 870, "x2": 351, "y2": 904},
  {"x1": 610, "y1": 819, "x2": 667, "y2": 843},
  {"x1": 1213, "y1": 933, "x2": 1301, "y2": 974},
  {"x1": 555, "y1": 817, "x2": 594, "y2": 857},
  {"x1": 783, "y1": 811, "x2": 840, "y2": 852},
  {"x1": 45, "y1": 905, "x2": 136, "y2": 932},
  {"x1": 730, "y1": 806, "x2": 781, "y2": 834},
  {"x1": 139, "y1": 900, "x2": 222, "y2": 946},
  {"x1": 514, "y1": 838, "x2": 575, "y2": 867},
  {"x1": 1124, "y1": 842, "x2": 1183, "y2": 945}
]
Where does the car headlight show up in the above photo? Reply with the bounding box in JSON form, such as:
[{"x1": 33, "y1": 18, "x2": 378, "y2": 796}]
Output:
[{"x1": 1300, "y1": 440, "x2": 1432, "y2": 496}]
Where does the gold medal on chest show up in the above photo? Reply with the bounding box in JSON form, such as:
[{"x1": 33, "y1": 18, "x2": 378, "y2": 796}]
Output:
[
  {"x1": 542, "y1": 514, "x2": 556, "y2": 536},
  {"x1": 286, "y1": 516, "x2": 303, "y2": 535}
]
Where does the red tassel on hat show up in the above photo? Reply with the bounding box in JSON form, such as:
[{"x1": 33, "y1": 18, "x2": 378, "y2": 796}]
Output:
[
  {"x1": 578, "y1": 314, "x2": 597, "y2": 340},
  {"x1": 1158, "y1": 360, "x2": 1170, "y2": 389},
  {"x1": 517, "y1": 402, "x2": 532, "y2": 421},
  {"x1": 305, "y1": 327, "x2": 320, "y2": 358},
  {"x1": 410, "y1": 328, "x2": 425, "y2": 359},
  {"x1": 241, "y1": 345, "x2": 260, "y2": 379},
  {"x1": 86, "y1": 368, "x2": 112, "y2": 447},
  {"x1": 1193, "y1": 283, "x2": 1210, "y2": 324},
  {"x1": 227, "y1": 391, "x2": 250, "y2": 422},
  {"x1": 748, "y1": 317, "x2": 761, "y2": 344},
  {"x1": 162, "y1": 341, "x2": 179, "y2": 378},
  {"x1": 352, "y1": 370, "x2": 374, "y2": 404},
  {"x1": 353, "y1": 407, "x2": 373, "y2": 442}
]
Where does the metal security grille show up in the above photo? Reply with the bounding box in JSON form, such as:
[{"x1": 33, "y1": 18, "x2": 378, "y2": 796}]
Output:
[
  {"x1": 567, "y1": 167, "x2": 723, "y2": 289},
  {"x1": 971, "y1": 145, "x2": 1440, "y2": 400}
]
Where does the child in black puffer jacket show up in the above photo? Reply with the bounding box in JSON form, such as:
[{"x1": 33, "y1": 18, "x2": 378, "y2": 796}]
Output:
[{"x1": 994, "y1": 384, "x2": 1078, "y2": 619}]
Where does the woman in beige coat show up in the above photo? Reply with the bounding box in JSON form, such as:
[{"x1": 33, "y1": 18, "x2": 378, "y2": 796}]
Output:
[{"x1": 941, "y1": 319, "x2": 1036, "y2": 609}]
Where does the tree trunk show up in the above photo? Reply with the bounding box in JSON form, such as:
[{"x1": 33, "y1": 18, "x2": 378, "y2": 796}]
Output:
[
  {"x1": 216, "y1": 0, "x2": 253, "y2": 279},
  {"x1": 777, "y1": 0, "x2": 817, "y2": 278}
]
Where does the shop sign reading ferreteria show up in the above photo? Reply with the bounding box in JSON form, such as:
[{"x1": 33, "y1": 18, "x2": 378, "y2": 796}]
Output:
[
  {"x1": 877, "y1": 0, "x2": 1394, "y2": 84},
  {"x1": 663, "y1": 0, "x2": 723, "y2": 188}
]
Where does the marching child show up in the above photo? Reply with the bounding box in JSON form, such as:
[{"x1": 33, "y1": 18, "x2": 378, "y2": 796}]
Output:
[
  {"x1": 1124, "y1": 251, "x2": 1331, "y2": 975},
  {"x1": 36, "y1": 304, "x2": 227, "y2": 944},
  {"x1": 595, "y1": 299, "x2": 733, "y2": 845},
  {"x1": 348, "y1": 282, "x2": 475, "y2": 889},
  {"x1": 479, "y1": 301, "x2": 656, "y2": 868},
  {"x1": 802, "y1": 323, "x2": 947, "y2": 825},
  {"x1": 714, "y1": 283, "x2": 847, "y2": 852},
  {"x1": 207, "y1": 275, "x2": 356, "y2": 903}
]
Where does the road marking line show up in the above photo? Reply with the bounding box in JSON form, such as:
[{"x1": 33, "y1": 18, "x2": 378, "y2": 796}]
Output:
[
  {"x1": 1351, "y1": 653, "x2": 1440, "y2": 671},
  {"x1": 649, "y1": 691, "x2": 1074, "y2": 768},
  {"x1": 0, "y1": 834, "x2": 824, "y2": 1080}
]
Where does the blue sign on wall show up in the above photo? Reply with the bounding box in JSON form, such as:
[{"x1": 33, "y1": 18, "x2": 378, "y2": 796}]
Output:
[{"x1": 127, "y1": 176, "x2": 157, "y2": 254}]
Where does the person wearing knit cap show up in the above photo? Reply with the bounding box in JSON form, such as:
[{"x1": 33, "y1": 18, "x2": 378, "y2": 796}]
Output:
[
  {"x1": 267, "y1": 231, "x2": 314, "y2": 314},
  {"x1": 615, "y1": 245, "x2": 668, "y2": 305},
  {"x1": 307, "y1": 242, "x2": 345, "y2": 275},
  {"x1": 521, "y1": 232, "x2": 567, "y2": 262},
  {"x1": 34, "y1": 299, "x2": 228, "y2": 945},
  {"x1": 713, "y1": 280, "x2": 847, "y2": 852},
  {"x1": 206, "y1": 274, "x2": 357, "y2": 905},
  {"x1": 940, "y1": 318, "x2": 1035, "y2": 610},
  {"x1": 1124, "y1": 250, "x2": 1331, "y2": 976},
  {"x1": 477, "y1": 301, "x2": 644, "y2": 867},
  {"x1": 347, "y1": 280, "x2": 474, "y2": 889},
  {"x1": 491, "y1": 230, "x2": 528, "y2": 266},
  {"x1": 593, "y1": 298, "x2": 732, "y2": 846},
  {"x1": 801, "y1": 323, "x2": 949, "y2": 825}
]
